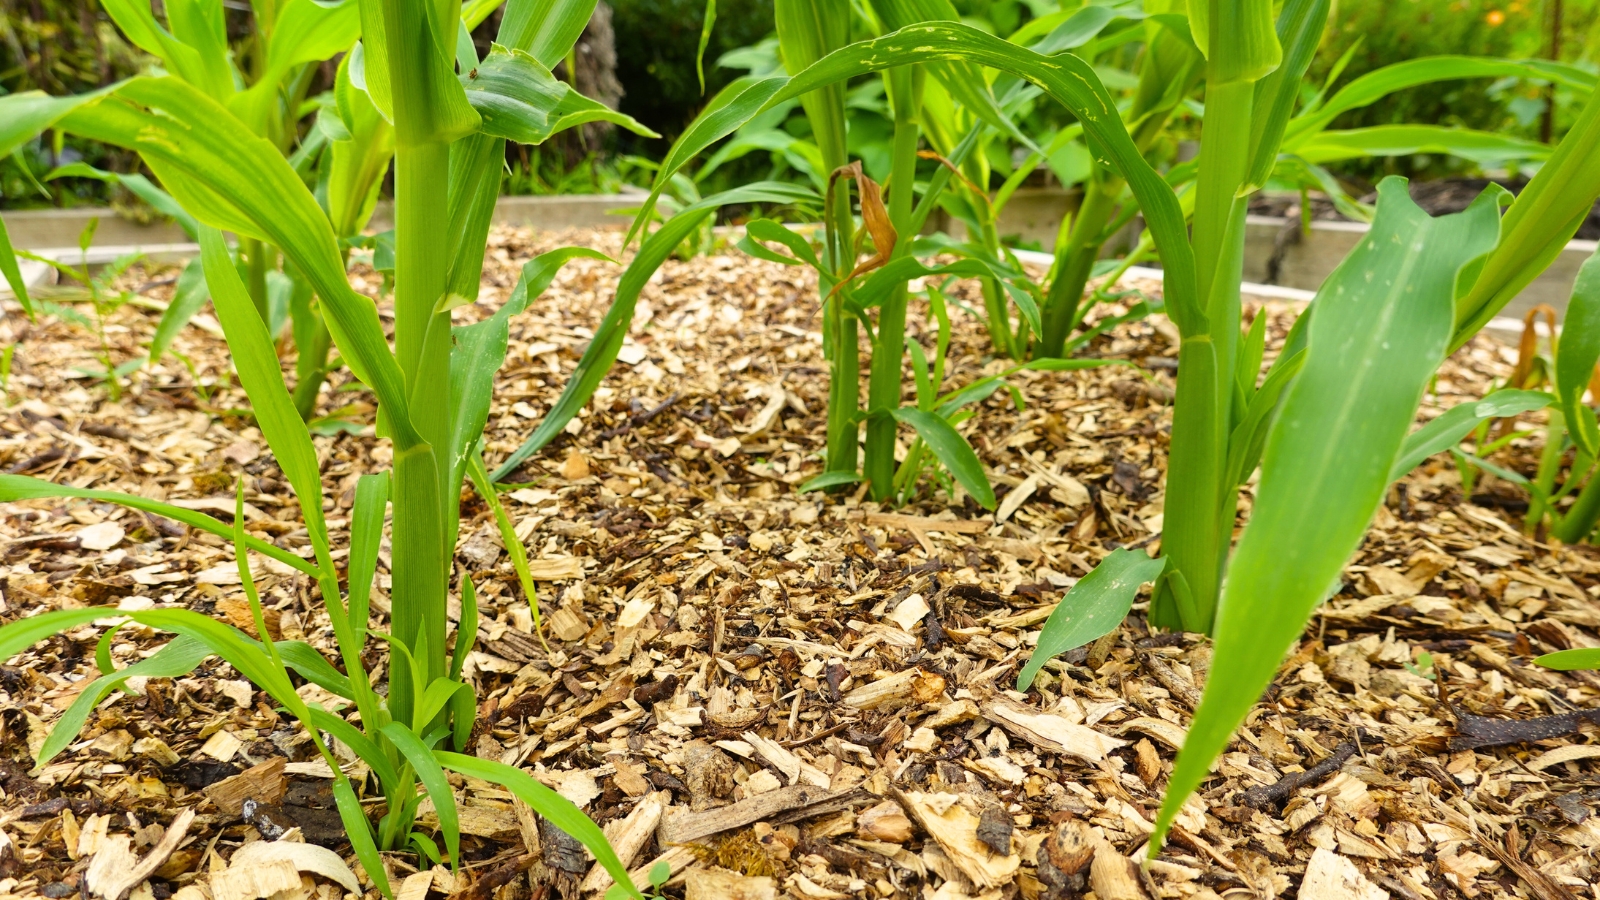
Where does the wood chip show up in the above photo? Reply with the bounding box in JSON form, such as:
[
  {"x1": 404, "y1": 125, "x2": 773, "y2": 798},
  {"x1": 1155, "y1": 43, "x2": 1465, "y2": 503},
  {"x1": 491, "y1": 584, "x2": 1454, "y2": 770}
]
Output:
[
  {"x1": 895, "y1": 791, "x2": 1020, "y2": 888},
  {"x1": 580, "y1": 791, "x2": 668, "y2": 895},
  {"x1": 1299, "y1": 847, "x2": 1388, "y2": 900},
  {"x1": 203, "y1": 757, "x2": 286, "y2": 817},
  {"x1": 85, "y1": 809, "x2": 196, "y2": 900},
  {"x1": 658, "y1": 784, "x2": 853, "y2": 845},
  {"x1": 982, "y1": 697, "x2": 1126, "y2": 762}
]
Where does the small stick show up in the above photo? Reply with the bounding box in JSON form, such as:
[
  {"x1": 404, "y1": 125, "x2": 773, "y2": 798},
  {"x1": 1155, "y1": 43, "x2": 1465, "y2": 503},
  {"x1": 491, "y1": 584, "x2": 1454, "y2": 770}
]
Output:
[{"x1": 1239, "y1": 740, "x2": 1360, "y2": 809}]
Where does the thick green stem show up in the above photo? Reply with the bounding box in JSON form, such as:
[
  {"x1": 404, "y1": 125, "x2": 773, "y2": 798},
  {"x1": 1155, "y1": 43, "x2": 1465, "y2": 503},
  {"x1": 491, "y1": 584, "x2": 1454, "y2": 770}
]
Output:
[
  {"x1": 864, "y1": 86, "x2": 921, "y2": 499},
  {"x1": 387, "y1": 140, "x2": 454, "y2": 729},
  {"x1": 1038, "y1": 176, "x2": 1121, "y2": 358},
  {"x1": 1151, "y1": 77, "x2": 1256, "y2": 634},
  {"x1": 289, "y1": 272, "x2": 332, "y2": 421},
  {"x1": 244, "y1": 238, "x2": 272, "y2": 324}
]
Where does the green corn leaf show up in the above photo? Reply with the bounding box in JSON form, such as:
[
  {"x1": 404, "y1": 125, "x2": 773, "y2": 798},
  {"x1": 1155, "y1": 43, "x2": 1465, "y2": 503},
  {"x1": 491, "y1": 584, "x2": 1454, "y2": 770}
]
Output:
[
  {"x1": 451, "y1": 247, "x2": 615, "y2": 490},
  {"x1": 199, "y1": 227, "x2": 334, "y2": 573},
  {"x1": 491, "y1": 182, "x2": 817, "y2": 481},
  {"x1": 1534, "y1": 648, "x2": 1600, "y2": 671},
  {"x1": 230, "y1": 0, "x2": 362, "y2": 131},
  {"x1": 163, "y1": 0, "x2": 232, "y2": 99},
  {"x1": 449, "y1": 678, "x2": 478, "y2": 753},
  {"x1": 466, "y1": 448, "x2": 543, "y2": 637},
  {"x1": 1223, "y1": 348, "x2": 1307, "y2": 488},
  {"x1": 799, "y1": 471, "x2": 863, "y2": 492},
  {"x1": 0, "y1": 214, "x2": 31, "y2": 318},
  {"x1": 738, "y1": 219, "x2": 822, "y2": 268},
  {"x1": 1016, "y1": 549, "x2": 1167, "y2": 691},
  {"x1": 1287, "y1": 56, "x2": 1597, "y2": 141},
  {"x1": 1244, "y1": 0, "x2": 1329, "y2": 191},
  {"x1": 1153, "y1": 178, "x2": 1506, "y2": 853},
  {"x1": 148, "y1": 258, "x2": 210, "y2": 365},
  {"x1": 382, "y1": 723, "x2": 461, "y2": 869},
  {"x1": 437, "y1": 753, "x2": 641, "y2": 899},
  {"x1": 357, "y1": 0, "x2": 480, "y2": 146},
  {"x1": 34, "y1": 636, "x2": 210, "y2": 769},
  {"x1": 348, "y1": 472, "x2": 390, "y2": 645},
  {"x1": 329, "y1": 52, "x2": 396, "y2": 239},
  {"x1": 1454, "y1": 89, "x2": 1600, "y2": 345},
  {"x1": 331, "y1": 777, "x2": 393, "y2": 900},
  {"x1": 304, "y1": 707, "x2": 403, "y2": 790},
  {"x1": 1554, "y1": 253, "x2": 1600, "y2": 456},
  {"x1": 867, "y1": 0, "x2": 1038, "y2": 153},
  {"x1": 632, "y1": 22, "x2": 1201, "y2": 332},
  {"x1": 1195, "y1": 0, "x2": 1282, "y2": 84},
  {"x1": 0, "y1": 475, "x2": 319, "y2": 577},
  {"x1": 1294, "y1": 126, "x2": 1551, "y2": 166},
  {"x1": 498, "y1": 0, "x2": 599, "y2": 68},
  {"x1": 276, "y1": 641, "x2": 357, "y2": 699},
  {"x1": 463, "y1": 46, "x2": 659, "y2": 146},
  {"x1": 696, "y1": 0, "x2": 717, "y2": 93},
  {"x1": 1388, "y1": 389, "x2": 1552, "y2": 482},
  {"x1": 59, "y1": 78, "x2": 420, "y2": 446},
  {"x1": 414, "y1": 678, "x2": 471, "y2": 734},
  {"x1": 450, "y1": 574, "x2": 479, "y2": 683},
  {"x1": 46, "y1": 163, "x2": 200, "y2": 239},
  {"x1": 888, "y1": 407, "x2": 994, "y2": 509},
  {"x1": 1237, "y1": 309, "x2": 1269, "y2": 403}
]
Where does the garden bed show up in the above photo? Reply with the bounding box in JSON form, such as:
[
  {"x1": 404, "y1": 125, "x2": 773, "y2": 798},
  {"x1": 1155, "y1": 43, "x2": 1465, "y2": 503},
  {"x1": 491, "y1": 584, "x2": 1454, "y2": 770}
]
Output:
[{"x1": 1, "y1": 225, "x2": 1599, "y2": 900}]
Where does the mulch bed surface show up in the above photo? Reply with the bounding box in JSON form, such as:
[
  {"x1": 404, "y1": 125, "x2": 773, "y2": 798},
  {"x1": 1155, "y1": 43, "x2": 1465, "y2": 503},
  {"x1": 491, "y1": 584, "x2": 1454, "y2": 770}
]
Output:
[{"x1": 1, "y1": 225, "x2": 1598, "y2": 900}]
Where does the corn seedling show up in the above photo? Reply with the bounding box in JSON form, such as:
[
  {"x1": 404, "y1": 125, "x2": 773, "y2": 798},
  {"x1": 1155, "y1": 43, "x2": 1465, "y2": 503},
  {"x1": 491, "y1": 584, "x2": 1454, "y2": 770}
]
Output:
[
  {"x1": 0, "y1": 0, "x2": 801, "y2": 892},
  {"x1": 1449, "y1": 253, "x2": 1600, "y2": 541},
  {"x1": 19, "y1": 219, "x2": 151, "y2": 400}
]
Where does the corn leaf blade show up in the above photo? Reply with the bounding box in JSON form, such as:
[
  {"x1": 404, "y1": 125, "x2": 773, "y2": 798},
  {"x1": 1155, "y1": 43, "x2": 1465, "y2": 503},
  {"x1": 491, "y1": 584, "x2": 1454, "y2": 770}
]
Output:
[{"x1": 1017, "y1": 549, "x2": 1167, "y2": 690}]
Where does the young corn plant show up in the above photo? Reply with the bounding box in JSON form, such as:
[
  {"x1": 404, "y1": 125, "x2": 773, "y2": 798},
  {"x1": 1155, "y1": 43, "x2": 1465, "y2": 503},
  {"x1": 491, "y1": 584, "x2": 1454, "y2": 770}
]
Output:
[
  {"x1": 1449, "y1": 254, "x2": 1600, "y2": 541},
  {"x1": 606, "y1": 0, "x2": 1600, "y2": 852},
  {"x1": 0, "y1": 0, "x2": 800, "y2": 892}
]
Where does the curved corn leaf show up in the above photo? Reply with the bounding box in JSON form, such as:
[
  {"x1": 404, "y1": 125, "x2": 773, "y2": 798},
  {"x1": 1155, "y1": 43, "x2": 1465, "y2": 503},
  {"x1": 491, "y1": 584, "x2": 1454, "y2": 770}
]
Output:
[
  {"x1": 451, "y1": 247, "x2": 615, "y2": 491},
  {"x1": 1153, "y1": 179, "x2": 1505, "y2": 852},
  {"x1": 888, "y1": 407, "x2": 995, "y2": 509},
  {"x1": 437, "y1": 752, "x2": 641, "y2": 899},
  {"x1": 0, "y1": 475, "x2": 319, "y2": 577},
  {"x1": 1387, "y1": 389, "x2": 1552, "y2": 482},
  {"x1": 381, "y1": 723, "x2": 462, "y2": 868},
  {"x1": 498, "y1": 0, "x2": 600, "y2": 69},
  {"x1": 199, "y1": 227, "x2": 334, "y2": 573},
  {"x1": 799, "y1": 471, "x2": 864, "y2": 492},
  {"x1": 1534, "y1": 648, "x2": 1600, "y2": 670},
  {"x1": 1016, "y1": 549, "x2": 1167, "y2": 690},
  {"x1": 1293, "y1": 125, "x2": 1550, "y2": 166},
  {"x1": 1223, "y1": 349, "x2": 1307, "y2": 488},
  {"x1": 632, "y1": 22, "x2": 1200, "y2": 329},
  {"x1": 1244, "y1": 0, "x2": 1329, "y2": 191},
  {"x1": 34, "y1": 636, "x2": 211, "y2": 768},
  {"x1": 1555, "y1": 252, "x2": 1600, "y2": 456},
  {"x1": 304, "y1": 707, "x2": 402, "y2": 790},
  {"x1": 1289, "y1": 56, "x2": 1597, "y2": 140},
  {"x1": 148, "y1": 259, "x2": 210, "y2": 365},
  {"x1": 1453, "y1": 89, "x2": 1600, "y2": 344},
  {"x1": 45, "y1": 163, "x2": 199, "y2": 238},
  {"x1": 464, "y1": 46, "x2": 658, "y2": 146},
  {"x1": 59, "y1": 77, "x2": 420, "y2": 447},
  {"x1": 332, "y1": 777, "x2": 393, "y2": 900},
  {"x1": 490, "y1": 182, "x2": 818, "y2": 481}
]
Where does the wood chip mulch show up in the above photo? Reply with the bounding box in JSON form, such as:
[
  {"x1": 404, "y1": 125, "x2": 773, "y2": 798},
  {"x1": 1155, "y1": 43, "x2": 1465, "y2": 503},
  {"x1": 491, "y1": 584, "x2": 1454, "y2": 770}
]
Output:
[{"x1": 1, "y1": 225, "x2": 1598, "y2": 900}]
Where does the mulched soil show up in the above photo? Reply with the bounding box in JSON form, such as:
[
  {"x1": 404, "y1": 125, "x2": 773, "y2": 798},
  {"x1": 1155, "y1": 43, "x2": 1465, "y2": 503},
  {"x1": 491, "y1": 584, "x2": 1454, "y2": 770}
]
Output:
[{"x1": 2, "y1": 225, "x2": 1599, "y2": 900}]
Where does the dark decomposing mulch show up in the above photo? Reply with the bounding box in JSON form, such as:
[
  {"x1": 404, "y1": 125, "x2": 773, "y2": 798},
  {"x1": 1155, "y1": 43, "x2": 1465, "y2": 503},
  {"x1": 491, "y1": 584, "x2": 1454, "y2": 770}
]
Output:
[{"x1": 1, "y1": 225, "x2": 1599, "y2": 900}]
